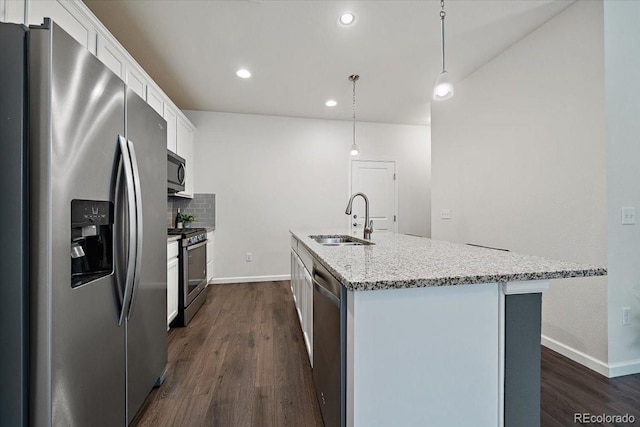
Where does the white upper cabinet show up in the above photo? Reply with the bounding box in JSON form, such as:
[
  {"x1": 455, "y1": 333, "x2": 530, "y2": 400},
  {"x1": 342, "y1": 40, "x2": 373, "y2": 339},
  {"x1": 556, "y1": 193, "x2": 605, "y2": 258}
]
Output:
[
  {"x1": 125, "y1": 63, "x2": 146, "y2": 100},
  {"x1": 146, "y1": 85, "x2": 164, "y2": 117},
  {"x1": 1, "y1": 0, "x2": 26, "y2": 23},
  {"x1": 176, "y1": 117, "x2": 195, "y2": 198},
  {"x1": 28, "y1": 0, "x2": 96, "y2": 54},
  {"x1": 96, "y1": 34, "x2": 125, "y2": 79},
  {"x1": 163, "y1": 104, "x2": 178, "y2": 153}
]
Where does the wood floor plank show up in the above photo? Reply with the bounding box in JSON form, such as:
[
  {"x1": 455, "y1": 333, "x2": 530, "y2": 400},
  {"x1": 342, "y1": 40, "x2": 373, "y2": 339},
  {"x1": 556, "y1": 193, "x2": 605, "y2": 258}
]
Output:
[
  {"x1": 251, "y1": 386, "x2": 276, "y2": 427},
  {"x1": 255, "y1": 286, "x2": 275, "y2": 388}
]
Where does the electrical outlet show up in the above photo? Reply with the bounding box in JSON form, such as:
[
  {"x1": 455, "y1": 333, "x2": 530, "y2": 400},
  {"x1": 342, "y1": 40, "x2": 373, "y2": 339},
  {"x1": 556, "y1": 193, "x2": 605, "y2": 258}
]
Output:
[
  {"x1": 621, "y1": 207, "x2": 636, "y2": 225},
  {"x1": 623, "y1": 307, "x2": 631, "y2": 325},
  {"x1": 246, "y1": 252, "x2": 252, "y2": 262},
  {"x1": 440, "y1": 209, "x2": 451, "y2": 220}
]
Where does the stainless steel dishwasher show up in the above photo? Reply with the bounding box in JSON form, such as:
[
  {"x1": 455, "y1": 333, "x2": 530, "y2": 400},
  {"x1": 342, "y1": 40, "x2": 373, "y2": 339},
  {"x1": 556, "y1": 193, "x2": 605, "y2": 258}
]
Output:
[{"x1": 312, "y1": 260, "x2": 346, "y2": 427}]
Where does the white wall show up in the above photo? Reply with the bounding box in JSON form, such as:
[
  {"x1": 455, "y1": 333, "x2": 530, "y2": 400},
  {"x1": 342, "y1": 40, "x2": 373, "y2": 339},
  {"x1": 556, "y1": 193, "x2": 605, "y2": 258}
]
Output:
[
  {"x1": 604, "y1": 1, "x2": 640, "y2": 375},
  {"x1": 431, "y1": 1, "x2": 609, "y2": 368},
  {"x1": 185, "y1": 111, "x2": 430, "y2": 282}
]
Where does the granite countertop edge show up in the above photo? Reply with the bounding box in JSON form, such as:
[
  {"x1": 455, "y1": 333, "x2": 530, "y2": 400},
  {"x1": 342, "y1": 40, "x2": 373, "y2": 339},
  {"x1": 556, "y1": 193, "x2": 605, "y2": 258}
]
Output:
[{"x1": 291, "y1": 230, "x2": 607, "y2": 292}]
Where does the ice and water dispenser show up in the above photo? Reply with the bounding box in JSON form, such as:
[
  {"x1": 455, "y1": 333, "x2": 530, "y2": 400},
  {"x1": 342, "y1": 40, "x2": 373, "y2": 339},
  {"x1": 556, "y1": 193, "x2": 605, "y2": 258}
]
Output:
[{"x1": 70, "y1": 199, "x2": 114, "y2": 288}]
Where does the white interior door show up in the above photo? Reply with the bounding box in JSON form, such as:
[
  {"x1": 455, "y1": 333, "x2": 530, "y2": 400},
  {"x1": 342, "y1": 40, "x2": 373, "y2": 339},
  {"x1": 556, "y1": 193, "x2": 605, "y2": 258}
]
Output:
[{"x1": 350, "y1": 160, "x2": 397, "y2": 235}]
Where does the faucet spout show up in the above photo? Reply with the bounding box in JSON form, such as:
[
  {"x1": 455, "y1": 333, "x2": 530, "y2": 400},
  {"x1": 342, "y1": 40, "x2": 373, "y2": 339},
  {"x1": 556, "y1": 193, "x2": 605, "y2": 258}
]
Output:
[{"x1": 345, "y1": 192, "x2": 373, "y2": 240}]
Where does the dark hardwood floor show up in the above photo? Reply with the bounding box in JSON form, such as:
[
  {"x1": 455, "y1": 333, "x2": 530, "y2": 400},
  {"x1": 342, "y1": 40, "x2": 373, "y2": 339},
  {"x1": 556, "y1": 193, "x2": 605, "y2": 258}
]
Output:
[
  {"x1": 132, "y1": 281, "x2": 323, "y2": 427},
  {"x1": 133, "y1": 281, "x2": 640, "y2": 426},
  {"x1": 541, "y1": 346, "x2": 640, "y2": 426}
]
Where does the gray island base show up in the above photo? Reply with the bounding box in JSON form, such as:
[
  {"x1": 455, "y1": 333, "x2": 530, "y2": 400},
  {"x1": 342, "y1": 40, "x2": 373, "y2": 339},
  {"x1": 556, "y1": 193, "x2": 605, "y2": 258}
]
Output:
[{"x1": 290, "y1": 231, "x2": 606, "y2": 427}]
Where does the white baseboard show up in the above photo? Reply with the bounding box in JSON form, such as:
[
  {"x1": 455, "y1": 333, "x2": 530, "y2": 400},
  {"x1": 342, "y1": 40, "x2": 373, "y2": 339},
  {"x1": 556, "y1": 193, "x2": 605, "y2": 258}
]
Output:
[
  {"x1": 541, "y1": 335, "x2": 609, "y2": 376},
  {"x1": 541, "y1": 335, "x2": 640, "y2": 378},
  {"x1": 608, "y1": 358, "x2": 640, "y2": 378},
  {"x1": 209, "y1": 274, "x2": 290, "y2": 284}
]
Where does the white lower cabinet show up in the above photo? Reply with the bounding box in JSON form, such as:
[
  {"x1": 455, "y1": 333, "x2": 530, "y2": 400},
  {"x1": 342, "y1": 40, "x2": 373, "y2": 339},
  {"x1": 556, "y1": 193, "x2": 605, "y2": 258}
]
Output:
[
  {"x1": 167, "y1": 241, "x2": 179, "y2": 329},
  {"x1": 290, "y1": 239, "x2": 313, "y2": 366}
]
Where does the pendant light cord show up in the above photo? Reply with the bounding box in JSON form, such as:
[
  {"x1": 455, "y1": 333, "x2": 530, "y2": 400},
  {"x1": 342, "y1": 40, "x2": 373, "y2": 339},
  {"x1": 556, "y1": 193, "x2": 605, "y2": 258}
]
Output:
[
  {"x1": 440, "y1": 0, "x2": 446, "y2": 73},
  {"x1": 349, "y1": 74, "x2": 359, "y2": 146},
  {"x1": 352, "y1": 77, "x2": 356, "y2": 145}
]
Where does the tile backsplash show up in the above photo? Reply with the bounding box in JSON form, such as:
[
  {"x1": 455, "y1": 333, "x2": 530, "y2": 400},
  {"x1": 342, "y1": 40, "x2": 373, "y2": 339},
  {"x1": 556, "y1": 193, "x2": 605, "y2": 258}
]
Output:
[{"x1": 167, "y1": 193, "x2": 216, "y2": 229}]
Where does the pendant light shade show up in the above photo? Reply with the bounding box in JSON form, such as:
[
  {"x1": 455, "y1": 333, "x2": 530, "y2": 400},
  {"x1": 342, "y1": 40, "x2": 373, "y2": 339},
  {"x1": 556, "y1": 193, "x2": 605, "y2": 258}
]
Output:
[
  {"x1": 433, "y1": 0, "x2": 453, "y2": 101},
  {"x1": 349, "y1": 74, "x2": 360, "y2": 156},
  {"x1": 433, "y1": 71, "x2": 453, "y2": 100}
]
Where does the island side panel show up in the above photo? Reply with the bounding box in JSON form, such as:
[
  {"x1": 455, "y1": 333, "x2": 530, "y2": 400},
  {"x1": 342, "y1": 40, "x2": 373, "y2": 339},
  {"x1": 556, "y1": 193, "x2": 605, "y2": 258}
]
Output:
[
  {"x1": 504, "y1": 293, "x2": 542, "y2": 427},
  {"x1": 349, "y1": 283, "x2": 501, "y2": 427}
]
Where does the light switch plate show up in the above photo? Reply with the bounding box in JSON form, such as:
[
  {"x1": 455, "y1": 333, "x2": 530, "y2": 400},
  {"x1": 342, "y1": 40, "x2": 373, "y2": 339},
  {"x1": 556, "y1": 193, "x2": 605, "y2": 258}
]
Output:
[
  {"x1": 621, "y1": 207, "x2": 635, "y2": 225},
  {"x1": 440, "y1": 209, "x2": 451, "y2": 220}
]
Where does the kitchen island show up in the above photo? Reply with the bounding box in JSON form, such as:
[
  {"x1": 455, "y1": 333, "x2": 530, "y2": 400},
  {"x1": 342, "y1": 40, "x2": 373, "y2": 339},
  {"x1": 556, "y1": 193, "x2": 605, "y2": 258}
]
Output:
[{"x1": 290, "y1": 231, "x2": 606, "y2": 427}]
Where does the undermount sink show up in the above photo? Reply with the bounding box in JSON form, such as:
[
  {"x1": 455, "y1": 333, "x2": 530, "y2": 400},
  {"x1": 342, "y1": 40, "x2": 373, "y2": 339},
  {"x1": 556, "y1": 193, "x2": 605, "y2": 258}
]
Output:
[{"x1": 309, "y1": 235, "x2": 374, "y2": 246}]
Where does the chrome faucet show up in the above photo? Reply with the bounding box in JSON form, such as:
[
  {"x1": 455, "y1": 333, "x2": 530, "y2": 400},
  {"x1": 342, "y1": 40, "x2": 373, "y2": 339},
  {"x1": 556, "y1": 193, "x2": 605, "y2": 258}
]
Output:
[{"x1": 345, "y1": 192, "x2": 373, "y2": 240}]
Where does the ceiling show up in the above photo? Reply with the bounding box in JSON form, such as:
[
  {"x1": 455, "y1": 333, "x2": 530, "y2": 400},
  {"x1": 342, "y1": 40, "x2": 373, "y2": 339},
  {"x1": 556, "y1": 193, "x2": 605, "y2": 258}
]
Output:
[{"x1": 83, "y1": 0, "x2": 575, "y2": 126}]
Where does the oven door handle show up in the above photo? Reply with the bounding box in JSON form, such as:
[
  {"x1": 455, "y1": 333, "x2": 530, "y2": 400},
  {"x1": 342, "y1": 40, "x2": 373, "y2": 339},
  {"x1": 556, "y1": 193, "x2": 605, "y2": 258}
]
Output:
[{"x1": 186, "y1": 240, "x2": 208, "y2": 251}]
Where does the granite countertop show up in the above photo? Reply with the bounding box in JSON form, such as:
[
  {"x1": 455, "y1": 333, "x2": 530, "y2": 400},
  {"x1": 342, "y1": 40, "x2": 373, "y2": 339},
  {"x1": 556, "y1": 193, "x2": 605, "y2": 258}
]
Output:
[{"x1": 290, "y1": 230, "x2": 607, "y2": 291}]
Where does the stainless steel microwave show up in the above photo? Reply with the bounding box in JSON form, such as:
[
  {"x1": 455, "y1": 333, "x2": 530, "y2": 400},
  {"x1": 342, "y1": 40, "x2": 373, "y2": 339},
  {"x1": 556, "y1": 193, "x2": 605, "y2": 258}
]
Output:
[{"x1": 167, "y1": 150, "x2": 185, "y2": 193}]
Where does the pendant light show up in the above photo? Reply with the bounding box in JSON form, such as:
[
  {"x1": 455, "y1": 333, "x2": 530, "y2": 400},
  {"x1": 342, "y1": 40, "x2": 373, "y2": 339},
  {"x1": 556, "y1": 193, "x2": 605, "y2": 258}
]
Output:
[
  {"x1": 433, "y1": 0, "x2": 453, "y2": 101},
  {"x1": 349, "y1": 74, "x2": 360, "y2": 156}
]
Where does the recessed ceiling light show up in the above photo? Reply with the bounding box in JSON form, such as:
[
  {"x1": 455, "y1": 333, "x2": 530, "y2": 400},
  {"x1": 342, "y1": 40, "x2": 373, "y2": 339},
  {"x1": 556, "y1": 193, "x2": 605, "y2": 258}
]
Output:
[
  {"x1": 325, "y1": 99, "x2": 337, "y2": 107},
  {"x1": 338, "y1": 12, "x2": 356, "y2": 27},
  {"x1": 236, "y1": 69, "x2": 251, "y2": 79}
]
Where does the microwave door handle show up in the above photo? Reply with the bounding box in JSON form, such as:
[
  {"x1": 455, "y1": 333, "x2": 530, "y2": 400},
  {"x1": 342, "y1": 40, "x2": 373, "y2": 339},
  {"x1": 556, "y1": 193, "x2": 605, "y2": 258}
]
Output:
[
  {"x1": 178, "y1": 162, "x2": 185, "y2": 185},
  {"x1": 126, "y1": 139, "x2": 144, "y2": 319},
  {"x1": 117, "y1": 135, "x2": 137, "y2": 326}
]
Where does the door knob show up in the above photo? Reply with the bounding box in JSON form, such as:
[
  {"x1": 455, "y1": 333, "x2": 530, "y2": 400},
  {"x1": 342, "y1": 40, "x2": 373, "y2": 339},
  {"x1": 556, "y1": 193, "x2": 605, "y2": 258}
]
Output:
[
  {"x1": 353, "y1": 214, "x2": 357, "y2": 219},
  {"x1": 353, "y1": 222, "x2": 358, "y2": 227}
]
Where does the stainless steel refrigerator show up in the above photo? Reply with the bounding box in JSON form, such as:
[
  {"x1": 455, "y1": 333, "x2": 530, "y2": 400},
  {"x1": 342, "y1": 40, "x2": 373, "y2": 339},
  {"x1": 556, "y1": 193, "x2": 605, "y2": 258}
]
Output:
[{"x1": 0, "y1": 19, "x2": 167, "y2": 426}]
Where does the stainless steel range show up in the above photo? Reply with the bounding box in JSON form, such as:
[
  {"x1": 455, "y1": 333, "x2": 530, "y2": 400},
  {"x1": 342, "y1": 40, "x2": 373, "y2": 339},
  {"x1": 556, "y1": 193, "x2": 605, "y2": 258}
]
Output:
[{"x1": 168, "y1": 228, "x2": 209, "y2": 326}]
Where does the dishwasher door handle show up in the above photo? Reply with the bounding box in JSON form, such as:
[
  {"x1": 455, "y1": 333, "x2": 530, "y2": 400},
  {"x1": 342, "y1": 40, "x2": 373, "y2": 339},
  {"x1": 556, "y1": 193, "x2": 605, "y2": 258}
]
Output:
[{"x1": 313, "y1": 278, "x2": 340, "y2": 307}]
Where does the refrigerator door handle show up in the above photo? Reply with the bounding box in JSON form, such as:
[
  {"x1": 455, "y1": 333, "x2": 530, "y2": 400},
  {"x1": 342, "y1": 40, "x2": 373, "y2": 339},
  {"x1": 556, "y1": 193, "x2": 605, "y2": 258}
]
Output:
[
  {"x1": 126, "y1": 138, "x2": 144, "y2": 319},
  {"x1": 117, "y1": 135, "x2": 137, "y2": 326}
]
